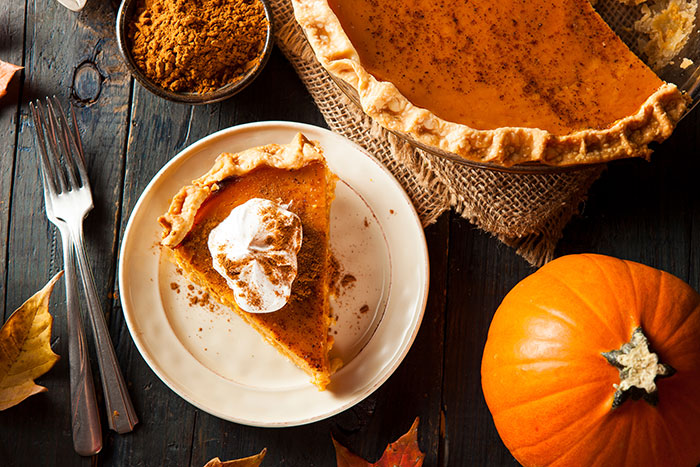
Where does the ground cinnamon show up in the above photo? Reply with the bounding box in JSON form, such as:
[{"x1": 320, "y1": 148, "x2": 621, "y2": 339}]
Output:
[{"x1": 128, "y1": 0, "x2": 268, "y2": 94}]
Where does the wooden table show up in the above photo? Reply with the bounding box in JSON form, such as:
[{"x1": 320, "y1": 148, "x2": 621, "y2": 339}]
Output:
[{"x1": 1, "y1": 2, "x2": 698, "y2": 466}]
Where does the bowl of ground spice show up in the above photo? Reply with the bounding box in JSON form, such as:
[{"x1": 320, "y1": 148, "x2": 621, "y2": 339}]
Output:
[{"x1": 116, "y1": 0, "x2": 272, "y2": 104}]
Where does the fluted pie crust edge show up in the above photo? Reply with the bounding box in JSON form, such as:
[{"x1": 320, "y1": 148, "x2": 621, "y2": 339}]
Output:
[
  {"x1": 159, "y1": 133, "x2": 327, "y2": 247},
  {"x1": 292, "y1": 0, "x2": 690, "y2": 167}
]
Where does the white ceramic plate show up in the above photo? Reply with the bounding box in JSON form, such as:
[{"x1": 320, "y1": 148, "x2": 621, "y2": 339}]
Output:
[{"x1": 118, "y1": 121, "x2": 429, "y2": 427}]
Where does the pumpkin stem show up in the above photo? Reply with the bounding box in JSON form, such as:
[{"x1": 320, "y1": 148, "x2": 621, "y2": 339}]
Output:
[{"x1": 602, "y1": 327, "x2": 675, "y2": 410}]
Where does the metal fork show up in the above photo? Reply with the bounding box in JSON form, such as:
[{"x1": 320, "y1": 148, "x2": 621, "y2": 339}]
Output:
[
  {"x1": 30, "y1": 98, "x2": 102, "y2": 455},
  {"x1": 30, "y1": 97, "x2": 138, "y2": 436}
]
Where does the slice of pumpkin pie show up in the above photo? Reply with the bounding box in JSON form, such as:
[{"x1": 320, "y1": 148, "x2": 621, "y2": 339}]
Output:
[
  {"x1": 293, "y1": 0, "x2": 690, "y2": 166},
  {"x1": 158, "y1": 133, "x2": 340, "y2": 390}
]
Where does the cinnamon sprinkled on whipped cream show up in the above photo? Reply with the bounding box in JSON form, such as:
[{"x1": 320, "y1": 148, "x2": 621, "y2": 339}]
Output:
[{"x1": 208, "y1": 198, "x2": 302, "y2": 313}]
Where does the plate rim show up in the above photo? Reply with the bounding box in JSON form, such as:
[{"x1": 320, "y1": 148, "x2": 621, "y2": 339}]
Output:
[{"x1": 118, "y1": 120, "x2": 430, "y2": 427}]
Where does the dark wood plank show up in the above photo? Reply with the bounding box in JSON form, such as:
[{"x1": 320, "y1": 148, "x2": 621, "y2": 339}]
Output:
[
  {"x1": 441, "y1": 218, "x2": 530, "y2": 466},
  {"x1": 689, "y1": 117, "x2": 700, "y2": 291},
  {"x1": 65, "y1": 8, "x2": 135, "y2": 458},
  {"x1": 0, "y1": 0, "x2": 26, "y2": 322},
  {"x1": 104, "y1": 84, "x2": 200, "y2": 467},
  {"x1": 0, "y1": 0, "x2": 92, "y2": 459},
  {"x1": 0, "y1": 0, "x2": 131, "y2": 465}
]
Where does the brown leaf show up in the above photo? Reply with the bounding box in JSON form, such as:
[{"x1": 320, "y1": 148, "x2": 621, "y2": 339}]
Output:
[
  {"x1": 0, "y1": 60, "x2": 22, "y2": 100},
  {"x1": 203, "y1": 448, "x2": 267, "y2": 467},
  {"x1": 0, "y1": 273, "x2": 62, "y2": 410},
  {"x1": 333, "y1": 417, "x2": 424, "y2": 467}
]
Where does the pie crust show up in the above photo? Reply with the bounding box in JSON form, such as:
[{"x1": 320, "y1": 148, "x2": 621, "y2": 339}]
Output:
[
  {"x1": 160, "y1": 133, "x2": 330, "y2": 246},
  {"x1": 292, "y1": 0, "x2": 690, "y2": 166},
  {"x1": 159, "y1": 133, "x2": 340, "y2": 389}
]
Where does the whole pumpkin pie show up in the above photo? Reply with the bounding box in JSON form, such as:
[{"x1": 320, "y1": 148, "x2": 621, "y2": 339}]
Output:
[
  {"x1": 158, "y1": 133, "x2": 340, "y2": 390},
  {"x1": 292, "y1": 0, "x2": 690, "y2": 166}
]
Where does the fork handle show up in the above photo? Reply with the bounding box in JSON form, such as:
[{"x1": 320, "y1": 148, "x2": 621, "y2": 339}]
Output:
[
  {"x1": 72, "y1": 230, "x2": 139, "y2": 434},
  {"x1": 61, "y1": 229, "x2": 102, "y2": 455}
]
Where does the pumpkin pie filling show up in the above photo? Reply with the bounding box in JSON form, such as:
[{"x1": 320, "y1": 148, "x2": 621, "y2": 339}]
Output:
[
  {"x1": 159, "y1": 134, "x2": 339, "y2": 389},
  {"x1": 294, "y1": 0, "x2": 690, "y2": 165},
  {"x1": 328, "y1": 0, "x2": 664, "y2": 134}
]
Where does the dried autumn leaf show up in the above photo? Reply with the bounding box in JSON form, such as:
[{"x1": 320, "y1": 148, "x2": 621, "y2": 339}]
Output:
[
  {"x1": 203, "y1": 448, "x2": 267, "y2": 467},
  {"x1": 333, "y1": 417, "x2": 424, "y2": 467},
  {"x1": 0, "y1": 60, "x2": 22, "y2": 100},
  {"x1": 0, "y1": 273, "x2": 62, "y2": 410}
]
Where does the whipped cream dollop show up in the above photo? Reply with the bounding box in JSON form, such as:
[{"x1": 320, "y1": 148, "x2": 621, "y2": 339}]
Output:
[{"x1": 208, "y1": 198, "x2": 303, "y2": 313}]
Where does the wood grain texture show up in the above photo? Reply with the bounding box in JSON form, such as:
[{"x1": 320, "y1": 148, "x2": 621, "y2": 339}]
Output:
[
  {"x1": 688, "y1": 116, "x2": 700, "y2": 292},
  {"x1": 2, "y1": 0, "x2": 700, "y2": 465},
  {"x1": 0, "y1": 0, "x2": 26, "y2": 322},
  {"x1": 2, "y1": 0, "x2": 89, "y2": 464},
  {"x1": 442, "y1": 218, "x2": 529, "y2": 466},
  {"x1": 1, "y1": 1, "x2": 130, "y2": 465},
  {"x1": 105, "y1": 84, "x2": 198, "y2": 467}
]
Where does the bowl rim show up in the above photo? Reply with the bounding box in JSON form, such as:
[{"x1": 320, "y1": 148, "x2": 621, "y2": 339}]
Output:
[{"x1": 115, "y1": 0, "x2": 274, "y2": 105}]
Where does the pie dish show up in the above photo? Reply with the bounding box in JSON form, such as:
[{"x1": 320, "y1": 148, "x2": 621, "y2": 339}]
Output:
[
  {"x1": 158, "y1": 133, "x2": 339, "y2": 390},
  {"x1": 292, "y1": 0, "x2": 691, "y2": 166}
]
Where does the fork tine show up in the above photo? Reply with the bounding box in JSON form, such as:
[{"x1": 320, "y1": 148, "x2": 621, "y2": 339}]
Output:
[
  {"x1": 69, "y1": 104, "x2": 90, "y2": 189},
  {"x1": 42, "y1": 98, "x2": 70, "y2": 193},
  {"x1": 47, "y1": 97, "x2": 81, "y2": 190},
  {"x1": 56, "y1": 97, "x2": 89, "y2": 189},
  {"x1": 29, "y1": 100, "x2": 60, "y2": 197},
  {"x1": 69, "y1": 101, "x2": 85, "y2": 161}
]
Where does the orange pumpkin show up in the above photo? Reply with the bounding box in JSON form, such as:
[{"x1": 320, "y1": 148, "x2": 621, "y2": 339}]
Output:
[{"x1": 481, "y1": 254, "x2": 700, "y2": 466}]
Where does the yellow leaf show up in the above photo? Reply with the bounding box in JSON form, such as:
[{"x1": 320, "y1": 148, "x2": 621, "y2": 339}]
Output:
[
  {"x1": 203, "y1": 449, "x2": 267, "y2": 467},
  {"x1": 0, "y1": 273, "x2": 62, "y2": 410}
]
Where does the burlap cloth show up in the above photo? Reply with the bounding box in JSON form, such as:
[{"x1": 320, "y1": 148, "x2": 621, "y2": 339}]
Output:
[{"x1": 270, "y1": 0, "x2": 605, "y2": 266}]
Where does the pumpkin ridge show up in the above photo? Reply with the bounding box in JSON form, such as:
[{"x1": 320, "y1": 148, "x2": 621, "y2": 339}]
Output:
[
  {"x1": 673, "y1": 388, "x2": 700, "y2": 416},
  {"x1": 494, "y1": 378, "x2": 611, "y2": 415},
  {"x1": 662, "y1": 344, "x2": 700, "y2": 370},
  {"x1": 652, "y1": 392, "x2": 694, "y2": 464},
  {"x1": 582, "y1": 428, "x2": 612, "y2": 467},
  {"x1": 539, "y1": 270, "x2": 620, "y2": 341},
  {"x1": 493, "y1": 356, "x2": 599, "y2": 369},
  {"x1": 511, "y1": 408, "x2": 606, "y2": 466},
  {"x1": 639, "y1": 409, "x2": 662, "y2": 466},
  {"x1": 622, "y1": 260, "x2": 645, "y2": 320},
  {"x1": 589, "y1": 255, "x2": 634, "y2": 315},
  {"x1": 493, "y1": 353, "x2": 611, "y2": 372},
  {"x1": 527, "y1": 301, "x2": 580, "y2": 330},
  {"x1": 621, "y1": 405, "x2": 636, "y2": 467},
  {"x1": 586, "y1": 255, "x2": 644, "y2": 342},
  {"x1": 658, "y1": 295, "x2": 700, "y2": 351},
  {"x1": 549, "y1": 413, "x2": 624, "y2": 467},
  {"x1": 650, "y1": 272, "x2": 672, "y2": 342},
  {"x1": 508, "y1": 405, "x2": 604, "y2": 452}
]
